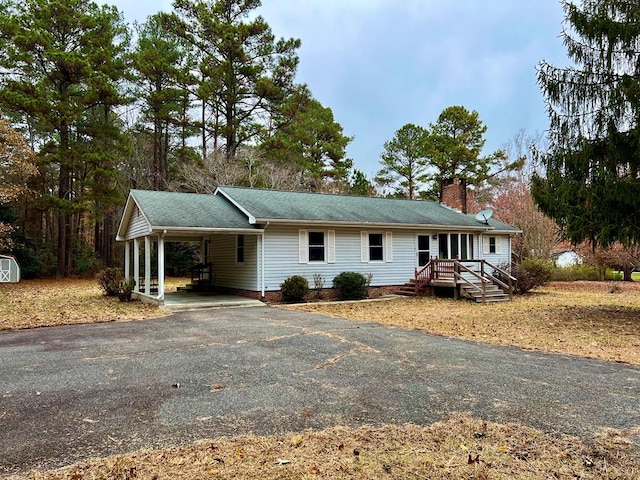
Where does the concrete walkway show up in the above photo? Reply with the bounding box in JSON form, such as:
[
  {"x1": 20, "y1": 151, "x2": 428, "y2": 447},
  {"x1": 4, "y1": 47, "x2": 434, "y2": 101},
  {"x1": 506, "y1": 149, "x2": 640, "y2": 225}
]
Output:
[
  {"x1": 161, "y1": 292, "x2": 264, "y2": 311},
  {"x1": 1, "y1": 306, "x2": 639, "y2": 476}
]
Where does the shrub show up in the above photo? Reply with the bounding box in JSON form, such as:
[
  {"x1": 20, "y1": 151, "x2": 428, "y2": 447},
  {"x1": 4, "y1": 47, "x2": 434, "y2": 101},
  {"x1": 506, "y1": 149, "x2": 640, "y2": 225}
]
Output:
[
  {"x1": 333, "y1": 271, "x2": 368, "y2": 300},
  {"x1": 312, "y1": 273, "x2": 325, "y2": 299},
  {"x1": 280, "y1": 275, "x2": 309, "y2": 303},
  {"x1": 117, "y1": 278, "x2": 136, "y2": 302},
  {"x1": 509, "y1": 259, "x2": 553, "y2": 294},
  {"x1": 551, "y1": 263, "x2": 599, "y2": 281},
  {"x1": 96, "y1": 267, "x2": 122, "y2": 296}
]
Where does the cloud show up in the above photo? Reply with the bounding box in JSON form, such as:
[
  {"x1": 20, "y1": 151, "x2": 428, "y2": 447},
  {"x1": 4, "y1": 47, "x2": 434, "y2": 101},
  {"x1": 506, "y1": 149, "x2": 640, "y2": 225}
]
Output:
[{"x1": 102, "y1": 0, "x2": 569, "y2": 175}]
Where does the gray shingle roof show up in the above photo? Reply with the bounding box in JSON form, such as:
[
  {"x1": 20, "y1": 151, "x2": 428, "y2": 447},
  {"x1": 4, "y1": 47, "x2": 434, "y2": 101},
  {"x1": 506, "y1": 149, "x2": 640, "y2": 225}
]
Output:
[
  {"x1": 216, "y1": 186, "x2": 498, "y2": 229},
  {"x1": 130, "y1": 189, "x2": 258, "y2": 230}
]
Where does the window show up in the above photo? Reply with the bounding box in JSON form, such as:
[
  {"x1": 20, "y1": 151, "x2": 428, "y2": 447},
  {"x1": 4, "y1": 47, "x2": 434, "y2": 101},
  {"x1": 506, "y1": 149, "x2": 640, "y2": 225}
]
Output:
[
  {"x1": 308, "y1": 231, "x2": 325, "y2": 262},
  {"x1": 369, "y1": 233, "x2": 383, "y2": 261},
  {"x1": 299, "y1": 230, "x2": 335, "y2": 264},
  {"x1": 361, "y1": 231, "x2": 393, "y2": 263},
  {"x1": 438, "y1": 233, "x2": 474, "y2": 259},
  {"x1": 483, "y1": 236, "x2": 501, "y2": 255},
  {"x1": 236, "y1": 235, "x2": 245, "y2": 263}
]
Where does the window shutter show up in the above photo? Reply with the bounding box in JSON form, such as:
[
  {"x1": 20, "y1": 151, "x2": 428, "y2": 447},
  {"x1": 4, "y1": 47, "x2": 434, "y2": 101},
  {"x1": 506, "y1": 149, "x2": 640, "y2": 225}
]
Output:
[
  {"x1": 385, "y1": 232, "x2": 393, "y2": 262},
  {"x1": 299, "y1": 229, "x2": 308, "y2": 263},
  {"x1": 361, "y1": 231, "x2": 369, "y2": 262},
  {"x1": 495, "y1": 236, "x2": 502, "y2": 254},
  {"x1": 327, "y1": 230, "x2": 336, "y2": 263},
  {"x1": 482, "y1": 236, "x2": 490, "y2": 255}
]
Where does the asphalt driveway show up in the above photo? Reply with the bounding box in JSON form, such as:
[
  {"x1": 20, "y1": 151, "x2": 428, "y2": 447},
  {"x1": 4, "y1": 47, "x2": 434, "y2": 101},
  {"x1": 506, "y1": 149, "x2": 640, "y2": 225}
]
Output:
[{"x1": 1, "y1": 305, "x2": 639, "y2": 476}]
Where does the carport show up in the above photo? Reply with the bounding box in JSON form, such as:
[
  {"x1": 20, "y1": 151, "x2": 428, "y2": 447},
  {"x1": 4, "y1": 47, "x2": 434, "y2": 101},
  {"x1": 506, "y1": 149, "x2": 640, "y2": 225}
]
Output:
[{"x1": 116, "y1": 190, "x2": 263, "y2": 305}]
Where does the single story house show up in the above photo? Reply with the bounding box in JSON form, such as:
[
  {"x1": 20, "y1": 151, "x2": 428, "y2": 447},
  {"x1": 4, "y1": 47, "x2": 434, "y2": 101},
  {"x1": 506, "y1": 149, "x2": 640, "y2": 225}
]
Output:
[{"x1": 115, "y1": 181, "x2": 519, "y2": 303}]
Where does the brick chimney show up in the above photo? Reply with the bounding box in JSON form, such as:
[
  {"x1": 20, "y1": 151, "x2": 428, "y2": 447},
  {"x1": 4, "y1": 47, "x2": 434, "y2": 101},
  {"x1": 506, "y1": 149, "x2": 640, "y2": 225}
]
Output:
[{"x1": 440, "y1": 178, "x2": 467, "y2": 213}]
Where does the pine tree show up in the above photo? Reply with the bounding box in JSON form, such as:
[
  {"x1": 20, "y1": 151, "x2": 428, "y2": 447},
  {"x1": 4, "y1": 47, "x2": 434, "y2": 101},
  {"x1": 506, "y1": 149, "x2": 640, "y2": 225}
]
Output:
[
  {"x1": 160, "y1": 0, "x2": 301, "y2": 160},
  {"x1": 0, "y1": 0, "x2": 130, "y2": 276},
  {"x1": 375, "y1": 123, "x2": 430, "y2": 199},
  {"x1": 427, "y1": 106, "x2": 508, "y2": 191},
  {"x1": 133, "y1": 13, "x2": 197, "y2": 191},
  {"x1": 532, "y1": 0, "x2": 640, "y2": 247}
]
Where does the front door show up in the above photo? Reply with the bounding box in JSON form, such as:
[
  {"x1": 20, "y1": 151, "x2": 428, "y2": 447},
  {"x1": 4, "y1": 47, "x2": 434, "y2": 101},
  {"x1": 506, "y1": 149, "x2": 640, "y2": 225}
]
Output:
[{"x1": 417, "y1": 235, "x2": 430, "y2": 266}]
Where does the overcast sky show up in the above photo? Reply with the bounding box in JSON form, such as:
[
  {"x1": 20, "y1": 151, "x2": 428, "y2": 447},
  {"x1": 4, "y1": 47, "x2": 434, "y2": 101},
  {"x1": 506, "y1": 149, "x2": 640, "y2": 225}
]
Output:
[{"x1": 105, "y1": 0, "x2": 569, "y2": 177}]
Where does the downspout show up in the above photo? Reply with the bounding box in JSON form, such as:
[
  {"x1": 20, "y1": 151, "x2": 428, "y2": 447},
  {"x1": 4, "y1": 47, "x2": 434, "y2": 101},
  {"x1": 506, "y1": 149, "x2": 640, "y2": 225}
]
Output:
[{"x1": 261, "y1": 222, "x2": 269, "y2": 299}]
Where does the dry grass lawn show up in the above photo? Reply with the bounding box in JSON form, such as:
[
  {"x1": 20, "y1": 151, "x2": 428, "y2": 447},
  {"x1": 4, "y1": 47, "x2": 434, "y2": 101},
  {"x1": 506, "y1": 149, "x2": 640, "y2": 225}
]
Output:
[
  {"x1": 290, "y1": 281, "x2": 640, "y2": 366},
  {"x1": 7, "y1": 415, "x2": 640, "y2": 480},
  {"x1": 2, "y1": 279, "x2": 640, "y2": 479},
  {"x1": 0, "y1": 278, "x2": 178, "y2": 330}
]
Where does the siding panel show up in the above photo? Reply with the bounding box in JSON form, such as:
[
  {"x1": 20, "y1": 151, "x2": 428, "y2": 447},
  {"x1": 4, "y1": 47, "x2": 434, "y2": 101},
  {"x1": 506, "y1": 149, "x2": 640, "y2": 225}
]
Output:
[
  {"x1": 126, "y1": 205, "x2": 151, "y2": 239},
  {"x1": 263, "y1": 225, "x2": 421, "y2": 291},
  {"x1": 479, "y1": 234, "x2": 511, "y2": 267},
  {"x1": 212, "y1": 234, "x2": 258, "y2": 290}
]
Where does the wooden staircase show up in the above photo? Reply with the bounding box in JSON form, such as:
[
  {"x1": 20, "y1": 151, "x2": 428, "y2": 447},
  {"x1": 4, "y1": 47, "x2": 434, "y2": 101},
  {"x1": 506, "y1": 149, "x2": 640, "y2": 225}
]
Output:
[
  {"x1": 397, "y1": 259, "x2": 515, "y2": 303},
  {"x1": 176, "y1": 262, "x2": 216, "y2": 293},
  {"x1": 397, "y1": 278, "x2": 424, "y2": 296},
  {"x1": 459, "y1": 280, "x2": 511, "y2": 303}
]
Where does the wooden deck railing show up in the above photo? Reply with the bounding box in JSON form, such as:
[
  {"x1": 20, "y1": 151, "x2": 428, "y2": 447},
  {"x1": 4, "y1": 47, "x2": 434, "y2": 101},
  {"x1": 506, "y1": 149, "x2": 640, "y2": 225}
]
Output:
[{"x1": 414, "y1": 258, "x2": 516, "y2": 300}]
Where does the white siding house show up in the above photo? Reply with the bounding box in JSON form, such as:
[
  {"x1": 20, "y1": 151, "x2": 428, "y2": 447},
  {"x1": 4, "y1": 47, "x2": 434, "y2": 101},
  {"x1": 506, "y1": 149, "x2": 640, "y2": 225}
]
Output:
[{"x1": 116, "y1": 185, "x2": 520, "y2": 303}]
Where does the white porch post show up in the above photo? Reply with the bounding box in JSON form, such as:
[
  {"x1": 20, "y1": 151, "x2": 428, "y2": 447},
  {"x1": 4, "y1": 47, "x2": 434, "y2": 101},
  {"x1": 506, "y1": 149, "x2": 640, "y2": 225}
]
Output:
[
  {"x1": 144, "y1": 236, "x2": 151, "y2": 296},
  {"x1": 157, "y1": 234, "x2": 165, "y2": 301},
  {"x1": 133, "y1": 239, "x2": 140, "y2": 292},
  {"x1": 200, "y1": 237, "x2": 206, "y2": 263},
  {"x1": 124, "y1": 241, "x2": 130, "y2": 281}
]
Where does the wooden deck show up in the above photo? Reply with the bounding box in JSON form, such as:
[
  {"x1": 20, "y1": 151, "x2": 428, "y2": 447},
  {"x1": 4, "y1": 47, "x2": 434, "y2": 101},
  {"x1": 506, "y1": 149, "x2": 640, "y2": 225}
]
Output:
[{"x1": 398, "y1": 259, "x2": 516, "y2": 303}]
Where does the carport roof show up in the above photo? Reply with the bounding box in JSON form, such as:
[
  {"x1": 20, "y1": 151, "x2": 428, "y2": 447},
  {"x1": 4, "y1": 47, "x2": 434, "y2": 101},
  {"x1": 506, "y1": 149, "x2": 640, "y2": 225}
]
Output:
[{"x1": 117, "y1": 190, "x2": 258, "y2": 239}]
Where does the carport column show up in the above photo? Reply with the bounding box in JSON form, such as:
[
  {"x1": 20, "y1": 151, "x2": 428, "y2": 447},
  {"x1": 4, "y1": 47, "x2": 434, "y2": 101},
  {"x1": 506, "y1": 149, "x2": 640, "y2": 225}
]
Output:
[
  {"x1": 124, "y1": 241, "x2": 130, "y2": 282},
  {"x1": 133, "y1": 239, "x2": 140, "y2": 293},
  {"x1": 157, "y1": 233, "x2": 165, "y2": 301},
  {"x1": 144, "y1": 235, "x2": 151, "y2": 296}
]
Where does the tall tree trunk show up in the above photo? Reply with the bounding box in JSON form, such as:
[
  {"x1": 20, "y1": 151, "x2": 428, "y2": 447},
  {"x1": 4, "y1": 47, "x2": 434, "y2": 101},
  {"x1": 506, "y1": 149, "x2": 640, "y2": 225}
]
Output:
[
  {"x1": 201, "y1": 98, "x2": 207, "y2": 160},
  {"x1": 57, "y1": 121, "x2": 71, "y2": 278}
]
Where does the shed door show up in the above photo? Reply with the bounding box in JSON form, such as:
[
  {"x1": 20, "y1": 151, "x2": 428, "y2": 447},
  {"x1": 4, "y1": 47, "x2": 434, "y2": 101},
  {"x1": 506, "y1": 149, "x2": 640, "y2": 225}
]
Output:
[{"x1": 0, "y1": 259, "x2": 10, "y2": 282}]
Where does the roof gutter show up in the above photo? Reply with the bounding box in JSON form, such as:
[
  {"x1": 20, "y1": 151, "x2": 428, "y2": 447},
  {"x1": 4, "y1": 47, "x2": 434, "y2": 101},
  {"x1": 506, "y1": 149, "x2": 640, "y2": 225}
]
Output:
[{"x1": 252, "y1": 218, "x2": 491, "y2": 232}]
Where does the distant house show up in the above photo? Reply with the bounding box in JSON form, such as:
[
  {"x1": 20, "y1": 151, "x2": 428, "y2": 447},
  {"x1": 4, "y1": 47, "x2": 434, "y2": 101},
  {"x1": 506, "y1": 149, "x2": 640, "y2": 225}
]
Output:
[{"x1": 116, "y1": 180, "x2": 519, "y2": 303}]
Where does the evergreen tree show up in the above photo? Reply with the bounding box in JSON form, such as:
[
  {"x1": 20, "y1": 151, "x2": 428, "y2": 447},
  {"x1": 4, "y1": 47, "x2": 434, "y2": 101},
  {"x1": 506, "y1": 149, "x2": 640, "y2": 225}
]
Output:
[
  {"x1": 0, "y1": 0, "x2": 130, "y2": 276},
  {"x1": 533, "y1": 0, "x2": 640, "y2": 247},
  {"x1": 160, "y1": 0, "x2": 301, "y2": 160},
  {"x1": 375, "y1": 123, "x2": 429, "y2": 199},
  {"x1": 261, "y1": 93, "x2": 353, "y2": 191},
  {"x1": 349, "y1": 169, "x2": 376, "y2": 196},
  {"x1": 132, "y1": 13, "x2": 197, "y2": 191},
  {"x1": 427, "y1": 106, "x2": 508, "y2": 191}
]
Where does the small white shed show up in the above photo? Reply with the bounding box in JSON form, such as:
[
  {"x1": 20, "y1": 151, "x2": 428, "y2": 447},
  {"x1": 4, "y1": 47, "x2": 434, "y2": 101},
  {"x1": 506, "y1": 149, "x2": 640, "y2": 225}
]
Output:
[{"x1": 0, "y1": 254, "x2": 20, "y2": 283}]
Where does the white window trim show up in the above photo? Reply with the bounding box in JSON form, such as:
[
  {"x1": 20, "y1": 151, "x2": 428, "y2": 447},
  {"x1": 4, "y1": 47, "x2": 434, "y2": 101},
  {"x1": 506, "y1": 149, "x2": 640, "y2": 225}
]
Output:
[
  {"x1": 361, "y1": 231, "x2": 393, "y2": 263},
  {"x1": 299, "y1": 229, "x2": 335, "y2": 264},
  {"x1": 482, "y1": 235, "x2": 502, "y2": 255}
]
